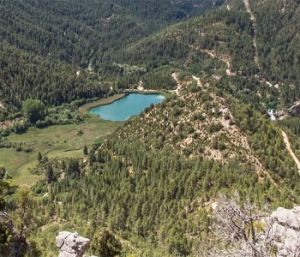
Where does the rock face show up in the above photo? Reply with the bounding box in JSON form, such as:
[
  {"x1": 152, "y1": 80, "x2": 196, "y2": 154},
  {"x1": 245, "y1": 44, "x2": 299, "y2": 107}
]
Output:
[
  {"x1": 288, "y1": 101, "x2": 300, "y2": 117},
  {"x1": 269, "y1": 206, "x2": 300, "y2": 257},
  {"x1": 56, "y1": 231, "x2": 91, "y2": 257}
]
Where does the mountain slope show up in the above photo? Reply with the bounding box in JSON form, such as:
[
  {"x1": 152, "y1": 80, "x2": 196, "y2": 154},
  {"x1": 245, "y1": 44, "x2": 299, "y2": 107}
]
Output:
[
  {"x1": 28, "y1": 74, "x2": 300, "y2": 256},
  {"x1": 1, "y1": 1, "x2": 300, "y2": 256},
  {"x1": 109, "y1": 0, "x2": 300, "y2": 109},
  {"x1": 0, "y1": 0, "x2": 223, "y2": 108},
  {"x1": 0, "y1": 42, "x2": 109, "y2": 107}
]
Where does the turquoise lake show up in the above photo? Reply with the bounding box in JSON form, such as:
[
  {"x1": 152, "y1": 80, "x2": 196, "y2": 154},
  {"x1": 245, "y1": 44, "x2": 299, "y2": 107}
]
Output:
[{"x1": 90, "y1": 93, "x2": 165, "y2": 121}]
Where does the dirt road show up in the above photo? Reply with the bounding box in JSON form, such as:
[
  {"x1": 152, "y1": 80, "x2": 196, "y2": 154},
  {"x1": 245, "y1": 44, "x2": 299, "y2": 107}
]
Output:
[{"x1": 282, "y1": 131, "x2": 300, "y2": 175}]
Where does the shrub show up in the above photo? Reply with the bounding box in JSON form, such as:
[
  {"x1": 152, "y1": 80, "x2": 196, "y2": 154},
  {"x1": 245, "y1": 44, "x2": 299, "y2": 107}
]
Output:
[
  {"x1": 22, "y1": 99, "x2": 47, "y2": 124},
  {"x1": 12, "y1": 121, "x2": 28, "y2": 134},
  {"x1": 208, "y1": 122, "x2": 223, "y2": 133}
]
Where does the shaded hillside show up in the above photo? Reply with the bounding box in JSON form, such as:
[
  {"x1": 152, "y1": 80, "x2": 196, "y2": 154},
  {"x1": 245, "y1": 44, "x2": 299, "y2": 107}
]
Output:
[
  {"x1": 1, "y1": 0, "x2": 299, "y2": 109},
  {"x1": 1, "y1": 0, "x2": 222, "y2": 65},
  {"x1": 107, "y1": 2, "x2": 256, "y2": 74}
]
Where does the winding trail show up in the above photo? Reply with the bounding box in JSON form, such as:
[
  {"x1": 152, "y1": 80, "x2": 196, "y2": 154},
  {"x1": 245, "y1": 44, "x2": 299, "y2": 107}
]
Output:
[
  {"x1": 192, "y1": 75, "x2": 203, "y2": 87},
  {"x1": 243, "y1": 0, "x2": 259, "y2": 67},
  {"x1": 171, "y1": 73, "x2": 204, "y2": 96},
  {"x1": 200, "y1": 49, "x2": 236, "y2": 76},
  {"x1": 282, "y1": 131, "x2": 300, "y2": 175},
  {"x1": 171, "y1": 72, "x2": 181, "y2": 95}
]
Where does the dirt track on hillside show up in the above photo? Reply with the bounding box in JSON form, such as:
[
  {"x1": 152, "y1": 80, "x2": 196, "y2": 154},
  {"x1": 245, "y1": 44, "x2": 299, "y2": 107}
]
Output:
[{"x1": 282, "y1": 131, "x2": 300, "y2": 175}]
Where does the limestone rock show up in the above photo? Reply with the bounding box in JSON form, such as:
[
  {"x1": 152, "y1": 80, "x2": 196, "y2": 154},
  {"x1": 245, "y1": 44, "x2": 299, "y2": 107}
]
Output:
[
  {"x1": 56, "y1": 231, "x2": 91, "y2": 257},
  {"x1": 288, "y1": 101, "x2": 300, "y2": 117},
  {"x1": 269, "y1": 206, "x2": 300, "y2": 257}
]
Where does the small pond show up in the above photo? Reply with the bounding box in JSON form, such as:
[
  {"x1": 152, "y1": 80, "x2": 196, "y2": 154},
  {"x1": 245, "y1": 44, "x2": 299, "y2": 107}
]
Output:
[{"x1": 89, "y1": 93, "x2": 165, "y2": 121}]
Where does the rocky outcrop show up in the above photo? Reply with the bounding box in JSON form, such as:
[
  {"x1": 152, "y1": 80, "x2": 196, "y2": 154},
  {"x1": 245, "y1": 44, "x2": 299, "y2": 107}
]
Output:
[
  {"x1": 269, "y1": 206, "x2": 300, "y2": 257},
  {"x1": 288, "y1": 101, "x2": 300, "y2": 117},
  {"x1": 56, "y1": 231, "x2": 91, "y2": 257},
  {"x1": 212, "y1": 197, "x2": 300, "y2": 257}
]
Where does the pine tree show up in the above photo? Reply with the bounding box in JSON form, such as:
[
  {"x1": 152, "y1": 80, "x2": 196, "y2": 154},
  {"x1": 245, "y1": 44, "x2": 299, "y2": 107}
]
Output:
[
  {"x1": 37, "y1": 152, "x2": 42, "y2": 163},
  {"x1": 46, "y1": 165, "x2": 54, "y2": 184},
  {"x1": 91, "y1": 230, "x2": 122, "y2": 257},
  {"x1": 83, "y1": 145, "x2": 88, "y2": 155}
]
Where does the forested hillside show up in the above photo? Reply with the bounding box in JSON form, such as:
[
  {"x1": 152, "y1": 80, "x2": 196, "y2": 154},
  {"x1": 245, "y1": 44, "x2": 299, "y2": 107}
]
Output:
[
  {"x1": 1, "y1": 0, "x2": 300, "y2": 256},
  {"x1": 254, "y1": 0, "x2": 300, "y2": 84},
  {"x1": 0, "y1": 42, "x2": 109, "y2": 107},
  {"x1": 0, "y1": 0, "x2": 222, "y2": 108},
  {"x1": 108, "y1": 0, "x2": 300, "y2": 108},
  {"x1": 1, "y1": 0, "x2": 299, "y2": 110},
  {"x1": 253, "y1": 0, "x2": 300, "y2": 105},
  {"x1": 27, "y1": 74, "x2": 300, "y2": 256}
]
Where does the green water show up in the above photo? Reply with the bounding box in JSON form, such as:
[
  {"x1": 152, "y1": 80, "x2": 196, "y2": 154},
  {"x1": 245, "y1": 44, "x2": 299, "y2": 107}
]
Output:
[{"x1": 90, "y1": 93, "x2": 165, "y2": 121}]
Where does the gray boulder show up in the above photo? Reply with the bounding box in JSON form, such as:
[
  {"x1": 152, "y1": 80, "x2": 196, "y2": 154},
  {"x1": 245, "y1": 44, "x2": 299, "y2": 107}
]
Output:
[
  {"x1": 269, "y1": 206, "x2": 300, "y2": 257},
  {"x1": 56, "y1": 231, "x2": 91, "y2": 257}
]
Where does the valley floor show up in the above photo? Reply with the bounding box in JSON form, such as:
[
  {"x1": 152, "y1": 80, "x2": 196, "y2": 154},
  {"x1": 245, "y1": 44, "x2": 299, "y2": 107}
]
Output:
[{"x1": 0, "y1": 116, "x2": 123, "y2": 187}]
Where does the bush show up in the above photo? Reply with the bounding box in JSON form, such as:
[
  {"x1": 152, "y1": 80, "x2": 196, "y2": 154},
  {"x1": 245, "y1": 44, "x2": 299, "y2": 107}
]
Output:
[
  {"x1": 91, "y1": 230, "x2": 122, "y2": 257},
  {"x1": 35, "y1": 119, "x2": 51, "y2": 128},
  {"x1": 12, "y1": 121, "x2": 28, "y2": 134},
  {"x1": 208, "y1": 122, "x2": 223, "y2": 133},
  {"x1": 22, "y1": 99, "x2": 47, "y2": 124}
]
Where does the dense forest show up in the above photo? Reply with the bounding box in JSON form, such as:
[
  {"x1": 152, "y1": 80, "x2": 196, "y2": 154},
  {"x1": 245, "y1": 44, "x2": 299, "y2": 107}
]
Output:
[
  {"x1": 0, "y1": 0, "x2": 222, "y2": 108},
  {"x1": 1, "y1": 0, "x2": 299, "y2": 111}
]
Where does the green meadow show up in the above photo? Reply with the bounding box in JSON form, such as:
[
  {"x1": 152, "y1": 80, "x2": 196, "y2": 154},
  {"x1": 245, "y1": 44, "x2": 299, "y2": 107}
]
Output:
[{"x1": 0, "y1": 116, "x2": 122, "y2": 187}]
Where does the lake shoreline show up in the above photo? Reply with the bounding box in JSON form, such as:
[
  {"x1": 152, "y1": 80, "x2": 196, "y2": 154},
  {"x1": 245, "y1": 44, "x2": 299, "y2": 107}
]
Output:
[
  {"x1": 80, "y1": 90, "x2": 169, "y2": 114},
  {"x1": 87, "y1": 92, "x2": 165, "y2": 121},
  {"x1": 79, "y1": 93, "x2": 126, "y2": 114}
]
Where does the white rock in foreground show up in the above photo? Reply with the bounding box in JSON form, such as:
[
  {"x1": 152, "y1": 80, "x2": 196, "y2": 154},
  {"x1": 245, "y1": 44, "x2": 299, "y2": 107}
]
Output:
[
  {"x1": 56, "y1": 231, "x2": 90, "y2": 257},
  {"x1": 269, "y1": 206, "x2": 300, "y2": 257}
]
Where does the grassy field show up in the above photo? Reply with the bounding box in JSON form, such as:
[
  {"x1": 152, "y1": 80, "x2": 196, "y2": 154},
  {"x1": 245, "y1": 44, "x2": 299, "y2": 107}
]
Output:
[
  {"x1": 79, "y1": 94, "x2": 125, "y2": 114},
  {"x1": 0, "y1": 116, "x2": 122, "y2": 187},
  {"x1": 1, "y1": 92, "x2": 168, "y2": 187}
]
